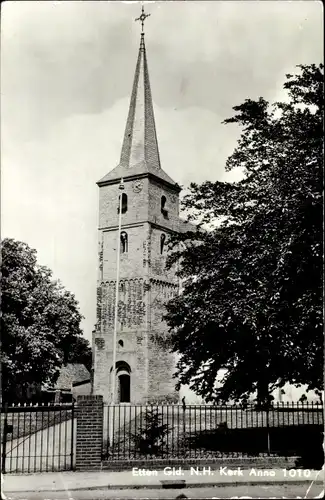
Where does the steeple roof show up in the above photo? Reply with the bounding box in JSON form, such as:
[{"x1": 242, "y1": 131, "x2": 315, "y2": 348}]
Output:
[{"x1": 98, "y1": 31, "x2": 179, "y2": 191}]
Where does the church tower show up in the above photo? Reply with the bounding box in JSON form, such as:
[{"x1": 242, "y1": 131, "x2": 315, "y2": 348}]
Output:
[{"x1": 93, "y1": 9, "x2": 181, "y2": 404}]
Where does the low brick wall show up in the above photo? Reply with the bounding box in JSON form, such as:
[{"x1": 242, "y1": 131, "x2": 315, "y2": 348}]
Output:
[{"x1": 102, "y1": 456, "x2": 298, "y2": 471}]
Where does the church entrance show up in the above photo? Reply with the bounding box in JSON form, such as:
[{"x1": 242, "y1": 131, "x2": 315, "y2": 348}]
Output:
[
  {"x1": 118, "y1": 373, "x2": 130, "y2": 403},
  {"x1": 111, "y1": 361, "x2": 131, "y2": 403}
]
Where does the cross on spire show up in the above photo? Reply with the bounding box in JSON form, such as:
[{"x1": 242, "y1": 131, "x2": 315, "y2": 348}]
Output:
[
  {"x1": 97, "y1": 4, "x2": 180, "y2": 190},
  {"x1": 135, "y1": 5, "x2": 150, "y2": 35}
]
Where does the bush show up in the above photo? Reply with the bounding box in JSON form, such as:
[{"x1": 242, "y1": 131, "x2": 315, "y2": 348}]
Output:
[
  {"x1": 132, "y1": 407, "x2": 170, "y2": 456},
  {"x1": 295, "y1": 429, "x2": 324, "y2": 469},
  {"x1": 189, "y1": 424, "x2": 323, "y2": 459}
]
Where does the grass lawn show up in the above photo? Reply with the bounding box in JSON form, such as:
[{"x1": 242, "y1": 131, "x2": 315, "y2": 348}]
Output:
[{"x1": 1, "y1": 405, "x2": 74, "y2": 441}]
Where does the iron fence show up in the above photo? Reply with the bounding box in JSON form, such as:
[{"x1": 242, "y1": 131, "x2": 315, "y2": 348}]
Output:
[
  {"x1": 102, "y1": 402, "x2": 324, "y2": 461},
  {"x1": 1, "y1": 402, "x2": 75, "y2": 473}
]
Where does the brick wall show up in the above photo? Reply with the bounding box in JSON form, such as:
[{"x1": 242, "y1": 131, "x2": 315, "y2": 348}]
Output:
[
  {"x1": 75, "y1": 395, "x2": 103, "y2": 470},
  {"x1": 99, "y1": 178, "x2": 149, "y2": 229},
  {"x1": 148, "y1": 178, "x2": 180, "y2": 231}
]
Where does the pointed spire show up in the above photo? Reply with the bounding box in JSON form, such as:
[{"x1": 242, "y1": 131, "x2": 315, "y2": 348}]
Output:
[
  {"x1": 98, "y1": 7, "x2": 180, "y2": 190},
  {"x1": 119, "y1": 8, "x2": 161, "y2": 171}
]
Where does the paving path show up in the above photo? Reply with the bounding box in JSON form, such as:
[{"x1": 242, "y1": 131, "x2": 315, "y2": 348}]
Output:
[
  {"x1": 3, "y1": 483, "x2": 325, "y2": 500},
  {"x1": 3, "y1": 468, "x2": 324, "y2": 493}
]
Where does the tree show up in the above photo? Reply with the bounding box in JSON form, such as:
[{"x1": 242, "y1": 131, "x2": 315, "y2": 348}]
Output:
[
  {"x1": 165, "y1": 64, "x2": 323, "y2": 404},
  {"x1": 132, "y1": 408, "x2": 170, "y2": 456},
  {"x1": 66, "y1": 335, "x2": 92, "y2": 373},
  {"x1": 1, "y1": 238, "x2": 91, "y2": 401}
]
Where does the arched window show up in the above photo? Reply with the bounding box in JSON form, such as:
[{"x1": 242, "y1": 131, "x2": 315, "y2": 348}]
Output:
[
  {"x1": 161, "y1": 196, "x2": 168, "y2": 218},
  {"x1": 160, "y1": 233, "x2": 166, "y2": 254},
  {"x1": 120, "y1": 232, "x2": 128, "y2": 253},
  {"x1": 118, "y1": 339, "x2": 124, "y2": 347},
  {"x1": 118, "y1": 193, "x2": 128, "y2": 214}
]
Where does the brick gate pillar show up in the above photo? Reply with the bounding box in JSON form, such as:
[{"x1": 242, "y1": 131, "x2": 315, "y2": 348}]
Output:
[{"x1": 76, "y1": 395, "x2": 103, "y2": 470}]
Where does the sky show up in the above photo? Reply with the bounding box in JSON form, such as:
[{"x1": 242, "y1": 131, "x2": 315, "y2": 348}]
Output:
[{"x1": 1, "y1": 0, "x2": 323, "y2": 342}]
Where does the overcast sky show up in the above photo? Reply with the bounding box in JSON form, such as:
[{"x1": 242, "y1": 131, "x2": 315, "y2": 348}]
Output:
[{"x1": 1, "y1": 1, "x2": 323, "y2": 341}]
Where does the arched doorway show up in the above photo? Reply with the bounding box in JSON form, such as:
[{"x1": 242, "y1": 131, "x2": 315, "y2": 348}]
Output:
[
  {"x1": 110, "y1": 361, "x2": 131, "y2": 403},
  {"x1": 118, "y1": 371, "x2": 130, "y2": 403}
]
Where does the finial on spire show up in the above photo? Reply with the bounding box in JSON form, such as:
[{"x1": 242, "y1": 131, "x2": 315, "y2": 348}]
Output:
[{"x1": 135, "y1": 5, "x2": 150, "y2": 36}]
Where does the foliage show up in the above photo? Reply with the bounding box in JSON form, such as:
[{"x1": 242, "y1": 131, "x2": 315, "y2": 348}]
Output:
[
  {"x1": 66, "y1": 335, "x2": 92, "y2": 373},
  {"x1": 1, "y1": 238, "x2": 90, "y2": 401},
  {"x1": 165, "y1": 64, "x2": 323, "y2": 404},
  {"x1": 146, "y1": 395, "x2": 179, "y2": 405},
  {"x1": 132, "y1": 408, "x2": 170, "y2": 455}
]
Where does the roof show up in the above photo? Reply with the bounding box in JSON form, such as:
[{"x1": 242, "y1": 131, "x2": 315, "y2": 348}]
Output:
[
  {"x1": 98, "y1": 34, "x2": 179, "y2": 190},
  {"x1": 97, "y1": 161, "x2": 180, "y2": 189},
  {"x1": 178, "y1": 219, "x2": 198, "y2": 233},
  {"x1": 53, "y1": 363, "x2": 90, "y2": 391}
]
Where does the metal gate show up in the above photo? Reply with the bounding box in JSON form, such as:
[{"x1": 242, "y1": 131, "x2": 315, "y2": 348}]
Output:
[{"x1": 1, "y1": 403, "x2": 75, "y2": 473}]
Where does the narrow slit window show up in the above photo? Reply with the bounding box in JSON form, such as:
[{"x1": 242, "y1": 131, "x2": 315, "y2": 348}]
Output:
[
  {"x1": 121, "y1": 232, "x2": 128, "y2": 253},
  {"x1": 161, "y1": 196, "x2": 168, "y2": 218},
  {"x1": 118, "y1": 193, "x2": 128, "y2": 214},
  {"x1": 160, "y1": 233, "x2": 166, "y2": 254}
]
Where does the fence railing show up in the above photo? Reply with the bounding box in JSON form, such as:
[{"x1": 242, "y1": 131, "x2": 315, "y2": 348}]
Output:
[
  {"x1": 1, "y1": 402, "x2": 75, "y2": 473},
  {"x1": 102, "y1": 402, "x2": 324, "y2": 461}
]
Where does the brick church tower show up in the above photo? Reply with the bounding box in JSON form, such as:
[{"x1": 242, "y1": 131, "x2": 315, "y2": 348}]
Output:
[{"x1": 92, "y1": 17, "x2": 185, "y2": 404}]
